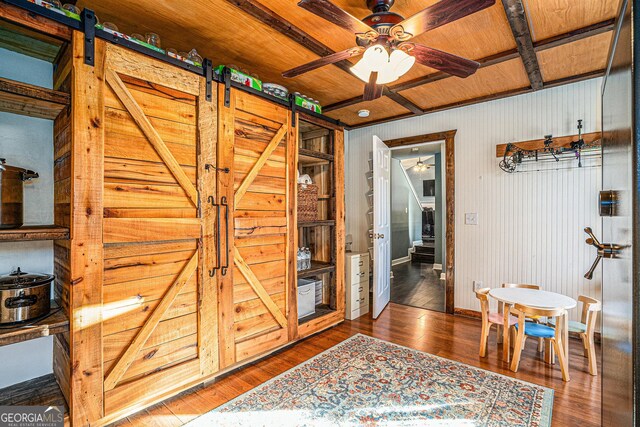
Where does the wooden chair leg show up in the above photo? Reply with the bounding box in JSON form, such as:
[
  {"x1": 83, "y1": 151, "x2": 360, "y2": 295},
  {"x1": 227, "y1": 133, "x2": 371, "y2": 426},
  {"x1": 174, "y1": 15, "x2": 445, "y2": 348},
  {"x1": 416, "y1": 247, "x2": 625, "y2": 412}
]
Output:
[
  {"x1": 510, "y1": 327, "x2": 516, "y2": 349},
  {"x1": 587, "y1": 335, "x2": 598, "y2": 376},
  {"x1": 510, "y1": 331, "x2": 525, "y2": 372},
  {"x1": 552, "y1": 338, "x2": 570, "y2": 382},
  {"x1": 544, "y1": 339, "x2": 552, "y2": 364},
  {"x1": 537, "y1": 337, "x2": 544, "y2": 353},
  {"x1": 479, "y1": 321, "x2": 488, "y2": 357},
  {"x1": 497, "y1": 302, "x2": 504, "y2": 344},
  {"x1": 581, "y1": 333, "x2": 589, "y2": 358}
]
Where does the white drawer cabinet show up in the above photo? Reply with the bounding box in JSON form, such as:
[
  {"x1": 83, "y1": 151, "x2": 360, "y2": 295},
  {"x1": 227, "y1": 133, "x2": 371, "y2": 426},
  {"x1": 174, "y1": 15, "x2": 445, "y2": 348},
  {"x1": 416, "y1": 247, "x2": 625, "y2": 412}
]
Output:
[{"x1": 345, "y1": 252, "x2": 370, "y2": 320}]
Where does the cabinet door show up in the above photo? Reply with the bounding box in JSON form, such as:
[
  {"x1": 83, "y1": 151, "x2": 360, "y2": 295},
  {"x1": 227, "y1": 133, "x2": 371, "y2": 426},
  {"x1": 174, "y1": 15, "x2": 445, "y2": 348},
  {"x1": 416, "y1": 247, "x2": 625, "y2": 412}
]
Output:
[
  {"x1": 217, "y1": 87, "x2": 296, "y2": 368},
  {"x1": 95, "y1": 41, "x2": 217, "y2": 417}
]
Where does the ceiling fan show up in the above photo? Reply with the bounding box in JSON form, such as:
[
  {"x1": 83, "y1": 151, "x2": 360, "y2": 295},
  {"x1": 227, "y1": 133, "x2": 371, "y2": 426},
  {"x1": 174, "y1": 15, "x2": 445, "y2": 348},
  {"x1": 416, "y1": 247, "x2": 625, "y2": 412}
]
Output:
[{"x1": 282, "y1": 0, "x2": 495, "y2": 101}]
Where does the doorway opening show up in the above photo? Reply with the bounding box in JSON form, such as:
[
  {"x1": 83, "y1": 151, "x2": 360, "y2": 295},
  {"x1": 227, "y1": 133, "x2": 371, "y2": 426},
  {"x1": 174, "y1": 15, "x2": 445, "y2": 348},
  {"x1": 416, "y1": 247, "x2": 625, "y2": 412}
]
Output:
[{"x1": 389, "y1": 141, "x2": 446, "y2": 312}]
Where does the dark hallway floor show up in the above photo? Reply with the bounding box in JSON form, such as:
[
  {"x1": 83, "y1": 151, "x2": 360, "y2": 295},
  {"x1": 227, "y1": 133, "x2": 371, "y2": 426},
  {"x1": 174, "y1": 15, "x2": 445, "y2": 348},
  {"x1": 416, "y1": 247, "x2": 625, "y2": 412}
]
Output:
[{"x1": 391, "y1": 262, "x2": 445, "y2": 312}]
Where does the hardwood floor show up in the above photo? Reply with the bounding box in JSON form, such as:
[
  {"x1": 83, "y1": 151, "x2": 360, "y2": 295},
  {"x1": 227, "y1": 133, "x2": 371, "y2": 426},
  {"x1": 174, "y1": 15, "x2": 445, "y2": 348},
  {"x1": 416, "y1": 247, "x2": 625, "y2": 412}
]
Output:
[
  {"x1": 391, "y1": 262, "x2": 445, "y2": 312},
  {"x1": 111, "y1": 303, "x2": 600, "y2": 427}
]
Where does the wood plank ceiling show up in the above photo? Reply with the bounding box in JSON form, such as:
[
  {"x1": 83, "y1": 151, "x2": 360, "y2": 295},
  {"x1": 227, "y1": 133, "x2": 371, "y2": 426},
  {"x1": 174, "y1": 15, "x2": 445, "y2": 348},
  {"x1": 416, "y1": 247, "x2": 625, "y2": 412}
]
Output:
[{"x1": 76, "y1": 0, "x2": 619, "y2": 127}]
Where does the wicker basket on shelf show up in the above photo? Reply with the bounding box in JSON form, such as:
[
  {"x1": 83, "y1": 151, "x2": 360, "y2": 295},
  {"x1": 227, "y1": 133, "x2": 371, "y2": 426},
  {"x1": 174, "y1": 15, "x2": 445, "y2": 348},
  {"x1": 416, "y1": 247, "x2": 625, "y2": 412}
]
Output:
[{"x1": 297, "y1": 183, "x2": 319, "y2": 222}]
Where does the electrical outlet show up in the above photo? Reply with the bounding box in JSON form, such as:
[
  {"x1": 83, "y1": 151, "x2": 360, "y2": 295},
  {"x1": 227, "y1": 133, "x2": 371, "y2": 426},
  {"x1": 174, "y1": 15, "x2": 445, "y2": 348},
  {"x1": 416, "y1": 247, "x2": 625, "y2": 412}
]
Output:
[{"x1": 473, "y1": 280, "x2": 483, "y2": 291}]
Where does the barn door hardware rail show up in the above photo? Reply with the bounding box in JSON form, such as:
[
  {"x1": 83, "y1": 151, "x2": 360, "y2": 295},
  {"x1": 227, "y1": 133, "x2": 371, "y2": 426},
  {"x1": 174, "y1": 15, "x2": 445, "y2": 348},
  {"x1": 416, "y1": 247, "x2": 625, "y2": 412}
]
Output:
[
  {"x1": 496, "y1": 120, "x2": 602, "y2": 173},
  {"x1": 81, "y1": 9, "x2": 96, "y2": 65},
  {"x1": 289, "y1": 93, "x2": 297, "y2": 128},
  {"x1": 204, "y1": 59, "x2": 213, "y2": 101}
]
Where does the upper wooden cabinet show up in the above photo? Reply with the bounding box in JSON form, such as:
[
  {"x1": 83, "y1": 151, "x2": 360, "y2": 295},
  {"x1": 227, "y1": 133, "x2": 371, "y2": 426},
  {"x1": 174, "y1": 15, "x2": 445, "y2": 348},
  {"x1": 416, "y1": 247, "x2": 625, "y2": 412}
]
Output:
[{"x1": 216, "y1": 86, "x2": 297, "y2": 369}]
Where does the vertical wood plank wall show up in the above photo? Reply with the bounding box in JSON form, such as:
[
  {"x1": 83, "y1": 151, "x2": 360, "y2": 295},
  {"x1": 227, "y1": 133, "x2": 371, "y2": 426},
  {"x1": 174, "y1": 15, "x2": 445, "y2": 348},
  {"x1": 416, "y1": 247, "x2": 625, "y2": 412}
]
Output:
[{"x1": 345, "y1": 78, "x2": 602, "y2": 319}]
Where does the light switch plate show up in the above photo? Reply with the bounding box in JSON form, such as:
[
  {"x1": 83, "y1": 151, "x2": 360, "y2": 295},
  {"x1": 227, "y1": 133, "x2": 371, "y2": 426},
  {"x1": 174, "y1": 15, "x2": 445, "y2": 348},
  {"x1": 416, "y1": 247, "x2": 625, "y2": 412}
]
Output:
[{"x1": 465, "y1": 212, "x2": 478, "y2": 225}]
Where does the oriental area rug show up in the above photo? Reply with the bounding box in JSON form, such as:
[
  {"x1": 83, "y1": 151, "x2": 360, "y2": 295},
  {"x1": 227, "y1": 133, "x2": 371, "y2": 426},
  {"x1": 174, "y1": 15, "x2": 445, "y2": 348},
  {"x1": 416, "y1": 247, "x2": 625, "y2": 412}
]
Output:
[{"x1": 186, "y1": 334, "x2": 553, "y2": 426}]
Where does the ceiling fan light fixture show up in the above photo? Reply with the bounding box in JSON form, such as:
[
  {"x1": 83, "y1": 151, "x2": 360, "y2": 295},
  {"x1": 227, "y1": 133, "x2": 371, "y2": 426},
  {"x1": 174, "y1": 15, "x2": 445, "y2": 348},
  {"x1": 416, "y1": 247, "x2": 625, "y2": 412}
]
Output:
[
  {"x1": 414, "y1": 157, "x2": 430, "y2": 172},
  {"x1": 350, "y1": 44, "x2": 415, "y2": 85}
]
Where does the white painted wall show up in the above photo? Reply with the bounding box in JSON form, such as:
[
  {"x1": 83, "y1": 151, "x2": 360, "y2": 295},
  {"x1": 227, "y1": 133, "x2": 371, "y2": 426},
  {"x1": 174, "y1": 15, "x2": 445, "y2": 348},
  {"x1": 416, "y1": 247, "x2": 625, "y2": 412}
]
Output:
[
  {"x1": 0, "y1": 47, "x2": 55, "y2": 388},
  {"x1": 345, "y1": 78, "x2": 602, "y2": 319}
]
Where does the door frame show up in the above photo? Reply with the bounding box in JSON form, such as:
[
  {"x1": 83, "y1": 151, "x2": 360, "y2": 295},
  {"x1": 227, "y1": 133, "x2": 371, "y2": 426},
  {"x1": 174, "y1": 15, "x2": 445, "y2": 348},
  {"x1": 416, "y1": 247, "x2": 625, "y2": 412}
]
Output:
[{"x1": 385, "y1": 130, "x2": 456, "y2": 314}]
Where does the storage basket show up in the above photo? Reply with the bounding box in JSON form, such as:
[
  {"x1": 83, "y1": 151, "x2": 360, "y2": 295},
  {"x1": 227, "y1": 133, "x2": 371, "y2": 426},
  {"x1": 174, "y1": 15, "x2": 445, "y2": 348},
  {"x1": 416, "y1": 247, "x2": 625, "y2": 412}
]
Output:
[
  {"x1": 299, "y1": 278, "x2": 323, "y2": 306},
  {"x1": 297, "y1": 280, "x2": 316, "y2": 319},
  {"x1": 297, "y1": 183, "x2": 318, "y2": 222}
]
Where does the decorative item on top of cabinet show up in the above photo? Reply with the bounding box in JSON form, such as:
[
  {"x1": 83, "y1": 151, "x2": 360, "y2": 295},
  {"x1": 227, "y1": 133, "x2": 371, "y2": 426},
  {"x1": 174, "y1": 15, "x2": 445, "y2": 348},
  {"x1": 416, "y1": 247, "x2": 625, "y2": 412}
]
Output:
[
  {"x1": 54, "y1": 33, "x2": 217, "y2": 427},
  {"x1": 216, "y1": 84, "x2": 297, "y2": 369},
  {"x1": 345, "y1": 252, "x2": 370, "y2": 320}
]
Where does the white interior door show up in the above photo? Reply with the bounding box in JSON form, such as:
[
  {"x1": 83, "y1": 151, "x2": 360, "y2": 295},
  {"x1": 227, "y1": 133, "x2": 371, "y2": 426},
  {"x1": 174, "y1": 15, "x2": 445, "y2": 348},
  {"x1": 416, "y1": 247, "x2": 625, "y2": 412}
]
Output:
[{"x1": 372, "y1": 136, "x2": 391, "y2": 318}]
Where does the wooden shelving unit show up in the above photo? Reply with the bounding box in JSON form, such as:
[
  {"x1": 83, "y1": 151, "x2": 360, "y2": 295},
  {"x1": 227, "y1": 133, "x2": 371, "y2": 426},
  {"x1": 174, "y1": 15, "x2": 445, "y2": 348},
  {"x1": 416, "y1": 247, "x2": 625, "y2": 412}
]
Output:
[
  {"x1": 0, "y1": 77, "x2": 69, "y2": 119},
  {"x1": 0, "y1": 225, "x2": 69, "y2": 241},
  {"x1": 299, "y1": 148, "x2": 334, "y2": 166},
  {"x1": 0, "y1": 374, "x2": 68, "y2": 418},
  {"x1": 0, "y1": 304, "x2": 68, "y2": 347},
  {"x1": 296, "y1": 115, "x2": 343, "y2": 332},
  {"x1": 298, "y1": 261, "x2": 336, "y2": 279},
  {"x1": 298, "y1": 220, "x2": 335, "y2": 228}
]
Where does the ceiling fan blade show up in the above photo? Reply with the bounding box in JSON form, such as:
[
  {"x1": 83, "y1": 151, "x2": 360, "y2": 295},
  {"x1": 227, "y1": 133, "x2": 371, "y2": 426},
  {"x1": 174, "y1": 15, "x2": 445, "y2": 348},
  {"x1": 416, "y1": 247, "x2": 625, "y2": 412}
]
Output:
[
  {"x1": 390, "y1": 0, "x2": 495, "y2": 41},
  {"x1": 363, "y1": 72, "x2": 383, "y2": 101},
  {"x1": 298, "y1": 0, "x2": 377, "y2": 35},
  {"x1": 401, "y1": 43, "x2": 479, "y2": 78},
  {"x1": 282, "y1": 47, "x2": 364, "y2": 78}
]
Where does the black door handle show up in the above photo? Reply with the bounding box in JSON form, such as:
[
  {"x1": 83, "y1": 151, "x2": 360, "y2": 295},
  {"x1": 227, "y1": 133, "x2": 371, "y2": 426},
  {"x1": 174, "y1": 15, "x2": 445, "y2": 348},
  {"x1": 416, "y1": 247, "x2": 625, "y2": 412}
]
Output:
[
  {"x1": 221, "y1": 196, "x2": 229, "y2": 276},
  {"x1": 208, "y1": 196, "x2": 221, "y2": 277},
  {"x1": 583, "y1": 227, "x2": 629, "y2": 279}
]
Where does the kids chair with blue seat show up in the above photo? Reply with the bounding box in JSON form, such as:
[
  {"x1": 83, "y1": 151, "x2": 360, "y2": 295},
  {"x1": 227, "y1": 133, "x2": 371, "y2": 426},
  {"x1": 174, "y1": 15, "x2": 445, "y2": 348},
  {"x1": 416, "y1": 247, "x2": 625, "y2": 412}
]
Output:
[{"x1": 510, "y1": 303, "x2": 570, "y2": 382}]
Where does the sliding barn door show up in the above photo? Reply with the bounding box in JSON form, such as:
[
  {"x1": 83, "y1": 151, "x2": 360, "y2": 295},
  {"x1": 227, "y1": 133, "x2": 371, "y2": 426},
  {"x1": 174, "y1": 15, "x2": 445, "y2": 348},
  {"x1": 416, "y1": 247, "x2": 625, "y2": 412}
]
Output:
[
  {"x1": 217, "y1": 87, "x2": 296, "y2": 368},
  {"x1": 98, "y1": 43, "x2": 217, "y2": 417}
]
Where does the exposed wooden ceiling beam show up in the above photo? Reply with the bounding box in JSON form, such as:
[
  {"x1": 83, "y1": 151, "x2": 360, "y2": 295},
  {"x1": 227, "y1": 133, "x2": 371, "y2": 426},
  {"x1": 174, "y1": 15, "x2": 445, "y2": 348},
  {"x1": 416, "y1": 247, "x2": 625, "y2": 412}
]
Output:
[
  {"x1": 533, "y1": 18, "x2": 615, "y2": 52},
  {"x1": 224, "y1": 0, "x2": 354, "y2": 76},
  {"x1": 324, "y1": 19, "x2": 614, "y2": 114},
  {"x1": 501, "y1": 0, "x2": 543, "y2": 90},
  {"x1": 348, "y1": 69, "x2": 605, "y2": 129},
  {"x1": 388, "y1": 48, "x2": 520, "y2": 93},
  {"x1": 382, "y1": 88, "x2": 423, "y2": 115}
]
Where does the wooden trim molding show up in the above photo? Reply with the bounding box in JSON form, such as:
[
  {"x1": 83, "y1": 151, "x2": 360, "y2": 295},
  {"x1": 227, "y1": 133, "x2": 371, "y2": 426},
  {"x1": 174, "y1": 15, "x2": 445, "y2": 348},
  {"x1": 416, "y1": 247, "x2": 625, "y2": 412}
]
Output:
[{"x1": 384, "y1": 130, "x2": 457, "y2": 315}]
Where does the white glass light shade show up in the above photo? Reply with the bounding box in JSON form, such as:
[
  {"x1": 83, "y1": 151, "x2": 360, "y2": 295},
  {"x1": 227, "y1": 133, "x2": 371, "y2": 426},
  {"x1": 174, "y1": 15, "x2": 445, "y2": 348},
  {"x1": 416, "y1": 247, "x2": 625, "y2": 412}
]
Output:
[
  {"x1": 350, "y1": 45, "x2": 416, "y2": 85},
  {"x1": 361, "y1": 45, "x2": 388, "y2": 72},
  {"x1": 389, "y1": 49, "x2": 415, "y2": 78},
  {"x1": 350, "y1": 45, "x2": 389, "y2": 83}
]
